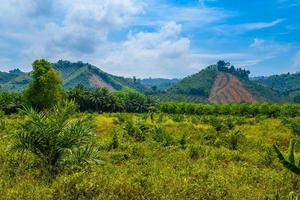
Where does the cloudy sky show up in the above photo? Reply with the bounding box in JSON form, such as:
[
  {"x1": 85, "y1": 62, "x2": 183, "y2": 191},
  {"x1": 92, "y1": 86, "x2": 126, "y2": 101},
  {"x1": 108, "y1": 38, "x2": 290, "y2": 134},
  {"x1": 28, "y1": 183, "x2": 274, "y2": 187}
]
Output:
[{"x1": 0, "y1": 0, "x2": 299, "y2": 78}]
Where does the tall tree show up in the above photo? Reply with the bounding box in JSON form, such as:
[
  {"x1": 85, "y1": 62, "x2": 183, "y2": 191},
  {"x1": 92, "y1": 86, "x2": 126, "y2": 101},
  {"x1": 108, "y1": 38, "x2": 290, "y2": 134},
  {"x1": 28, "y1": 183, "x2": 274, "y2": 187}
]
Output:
[{"x1": 24, "y1": 59, "x2": 64, "y2": 110}]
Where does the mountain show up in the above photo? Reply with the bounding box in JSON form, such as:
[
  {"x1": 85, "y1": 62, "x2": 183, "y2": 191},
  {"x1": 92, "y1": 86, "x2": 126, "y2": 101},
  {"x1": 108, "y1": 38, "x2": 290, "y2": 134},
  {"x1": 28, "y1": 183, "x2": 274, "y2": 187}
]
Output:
[
  {"x1": 141, "y1": 78, "x2": 180, "y2": 91},
  {"x1": 157, "y1": 62, "x2": 285, "y2": 103},
  {"x1": 0, "y1": 60, "x2": 147, "y2": 92}
]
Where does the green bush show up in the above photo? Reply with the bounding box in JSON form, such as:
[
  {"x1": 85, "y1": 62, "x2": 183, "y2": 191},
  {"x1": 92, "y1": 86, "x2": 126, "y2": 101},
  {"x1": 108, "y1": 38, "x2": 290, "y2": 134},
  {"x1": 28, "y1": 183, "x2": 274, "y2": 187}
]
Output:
[
  {"x1": 12, "y1": 100, "x2": 96, "y2": 176},
  {"x1": 189, "y1": 146, "x2": 200, "y2": 160}
]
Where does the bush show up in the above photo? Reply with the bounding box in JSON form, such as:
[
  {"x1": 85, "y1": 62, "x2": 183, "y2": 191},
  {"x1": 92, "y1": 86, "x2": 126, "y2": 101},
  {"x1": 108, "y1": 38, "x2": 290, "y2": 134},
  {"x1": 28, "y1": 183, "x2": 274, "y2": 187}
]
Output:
[
  {"x1": 227, "y1": 130, "x2": 243, "y2": 150},
  {"x1": 152, "y1": 126, "x2": 175, "y2": 147},
  {"x1": 12, "y1": 100, "x2": 96, "y2": 177},
  {"x1": 123, "y1": 120, "x2": 149, "y2": 142},
  {"x1": 189, "y1": 146, "x2": 200, "y2": 160},
  {"x1": 179, "y1": 134, "x2": 187, "y2": 149},
  {"x1": 109, "y1": 131, "x2": 119, "y2": 150}
]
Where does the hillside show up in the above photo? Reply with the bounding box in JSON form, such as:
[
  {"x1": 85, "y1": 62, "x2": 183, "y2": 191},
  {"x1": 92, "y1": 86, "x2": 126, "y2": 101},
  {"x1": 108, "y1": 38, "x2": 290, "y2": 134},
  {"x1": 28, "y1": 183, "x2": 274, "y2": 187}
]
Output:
[
  {"x1": 0, "y1": 60, "x2": 147, "y2": 92},
  {"x1": 158, "y1": 62, "x2": 285, "y2": 103},
  {"x1": 254, "y1": 73, "x2": 300, "y2": 92},
  {"x1": 208, "y1": 72, "x2": 254, "y2": 103},
  {"x1": 253, "y1": 73, "x2": 300, "y2": 102},
  {"x1": 159, "y1": 65, "x2": 218, "y2": 102}
]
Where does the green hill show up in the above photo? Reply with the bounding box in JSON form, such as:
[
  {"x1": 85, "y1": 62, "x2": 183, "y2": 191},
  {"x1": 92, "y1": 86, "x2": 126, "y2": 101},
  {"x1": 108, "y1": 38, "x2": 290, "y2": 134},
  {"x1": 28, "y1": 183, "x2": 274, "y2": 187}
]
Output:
[
  {"x1": 160, "y1": 65, "x2": 218, "y2": 102},
  {"x1": 157, "y1": 62, "x2": 285, "y2": 103},
  {"x1": 0, "y1": 60, "x2": 147, "y2": 92},
  {"x1": 253, "y1": 73, "x2": 300, "y2": 92},
  {"x1": 253, "y1": 73, "x2": 300, "y2": 102}
]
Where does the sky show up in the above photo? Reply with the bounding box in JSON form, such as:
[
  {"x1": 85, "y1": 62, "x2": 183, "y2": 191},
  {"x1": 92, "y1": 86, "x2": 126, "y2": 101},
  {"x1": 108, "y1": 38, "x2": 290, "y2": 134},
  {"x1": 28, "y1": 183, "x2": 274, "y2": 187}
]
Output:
[{"x1": 0, "y1": 0, "x2": 299, "y2": 78}]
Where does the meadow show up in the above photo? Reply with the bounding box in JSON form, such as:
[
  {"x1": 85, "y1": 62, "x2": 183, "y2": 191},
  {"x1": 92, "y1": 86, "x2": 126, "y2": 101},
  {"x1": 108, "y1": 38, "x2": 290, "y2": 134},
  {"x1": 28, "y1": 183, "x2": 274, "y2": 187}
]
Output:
[{"x1": 0, "y1": 108, "x2": 299, "y2": 199}]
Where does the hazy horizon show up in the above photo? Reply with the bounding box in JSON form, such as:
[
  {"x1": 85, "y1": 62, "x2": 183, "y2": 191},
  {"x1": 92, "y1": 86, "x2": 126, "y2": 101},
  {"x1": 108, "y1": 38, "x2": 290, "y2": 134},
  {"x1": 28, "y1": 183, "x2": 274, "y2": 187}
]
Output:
[{"x1": 0, "y1": 0, "x2": 299, "y2": 78}]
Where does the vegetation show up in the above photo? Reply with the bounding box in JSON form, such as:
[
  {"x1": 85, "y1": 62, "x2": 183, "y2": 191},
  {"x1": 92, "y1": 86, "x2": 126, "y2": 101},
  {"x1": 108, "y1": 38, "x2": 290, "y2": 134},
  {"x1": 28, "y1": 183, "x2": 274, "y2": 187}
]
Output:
[
  {"x1": 217, "y1": 60, "x2": 250, "y2": 80},
  {"x1": 13, "y1": 100, "x2": 96, "y2": 177},
  {"x1": 23, "y1": 59, "x2": 64, "y2": 110},
  {"x1": 68, "y1": 85, "x2": 154, "y2": 113},
  {"x1": 167, "y1": 65, "x2": 218, "y2": 97},
  {"x1": 0, "y1": 60, "x2": 147, "y2": 92},
  {"x1": 1, "y1": 105, "x2": 300, "y2": 199},
  {"x1": 1, "y1": 59, "x2": 300, "y2": 199}
]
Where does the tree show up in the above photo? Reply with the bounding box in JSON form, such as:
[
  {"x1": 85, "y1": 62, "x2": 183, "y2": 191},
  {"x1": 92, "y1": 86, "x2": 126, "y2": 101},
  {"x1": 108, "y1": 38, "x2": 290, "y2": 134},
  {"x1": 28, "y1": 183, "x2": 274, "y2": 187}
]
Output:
[
  {"x1": 115, "y1": 89, "x2": 149, "y2": 113},
  {"x1": 24, "y1": 59, "x2": 64, "y2": 110}
]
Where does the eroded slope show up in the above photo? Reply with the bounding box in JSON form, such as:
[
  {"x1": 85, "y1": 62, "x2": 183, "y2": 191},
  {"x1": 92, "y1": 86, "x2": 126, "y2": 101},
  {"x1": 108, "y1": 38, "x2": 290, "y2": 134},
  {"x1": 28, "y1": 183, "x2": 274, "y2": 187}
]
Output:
[{"x1": 208, "y1": 72, "x2": 255, "y2": 103}]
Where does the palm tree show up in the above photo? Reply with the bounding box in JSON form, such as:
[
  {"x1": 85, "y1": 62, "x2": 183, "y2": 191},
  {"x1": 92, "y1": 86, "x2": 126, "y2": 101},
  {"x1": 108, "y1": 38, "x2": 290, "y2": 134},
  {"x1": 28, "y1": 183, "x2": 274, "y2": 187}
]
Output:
[{"x1": 13, "y1": 100, "x2": 96, "y2": 176}]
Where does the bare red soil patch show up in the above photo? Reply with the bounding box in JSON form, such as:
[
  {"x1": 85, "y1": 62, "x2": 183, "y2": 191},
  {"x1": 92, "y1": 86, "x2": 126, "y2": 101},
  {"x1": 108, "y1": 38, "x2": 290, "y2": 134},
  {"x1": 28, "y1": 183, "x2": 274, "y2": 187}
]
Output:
[
  {"x1": 208, "y1": 72, "x2": 254, "y2": 103},
  {"x1": 89, "y1": 75, "x2": 115, "y2": 91}
]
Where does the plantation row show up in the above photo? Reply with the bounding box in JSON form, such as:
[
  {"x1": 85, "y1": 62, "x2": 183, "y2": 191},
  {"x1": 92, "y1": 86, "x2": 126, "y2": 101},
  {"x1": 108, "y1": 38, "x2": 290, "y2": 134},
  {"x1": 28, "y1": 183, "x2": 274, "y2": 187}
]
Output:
[{"x1": 2, "y1": 88, "x2": 300, "y2": 118}]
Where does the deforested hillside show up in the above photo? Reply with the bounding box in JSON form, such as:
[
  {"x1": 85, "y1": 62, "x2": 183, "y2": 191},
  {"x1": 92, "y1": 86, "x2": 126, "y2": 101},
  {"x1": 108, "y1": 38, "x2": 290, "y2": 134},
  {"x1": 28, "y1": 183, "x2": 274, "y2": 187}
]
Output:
[
  {"x1": 158, "y1": 61, "x2": 285, "y2": 103},
  {"x1": 208, "y1": 72, "x2": 254, "y2": 103},
  {"x1": 0, "y1": 60, "x2": 147, "y2": 92}
]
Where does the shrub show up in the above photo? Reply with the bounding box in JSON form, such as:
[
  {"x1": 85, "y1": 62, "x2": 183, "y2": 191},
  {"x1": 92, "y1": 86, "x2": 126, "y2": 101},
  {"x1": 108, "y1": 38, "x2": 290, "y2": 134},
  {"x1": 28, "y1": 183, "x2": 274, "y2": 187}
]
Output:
[
  {"x1": 189, "y1": 146, "x2": 200, "y2": 160},
  {"x1": 0, "y1": 92, "x2": 24, "y2": 114},
  {"x1": 227, "y1": 130, "x2": 243, "y2": 150},
  {"x1": 12, "y1": 100, "x2": 96, "y2": 177},
  {"x1": 152, "y1": 126, "x2": 175, "y2": 147},
  {"x1": 109, "y1": 131, "x2": 119, "y2": 150},
  {"x1": 123, "y1": 120, "x2": 149, "y2": 142},
  {"x1": 179, "y1": 134, "x2": 187, "y2": 149}
]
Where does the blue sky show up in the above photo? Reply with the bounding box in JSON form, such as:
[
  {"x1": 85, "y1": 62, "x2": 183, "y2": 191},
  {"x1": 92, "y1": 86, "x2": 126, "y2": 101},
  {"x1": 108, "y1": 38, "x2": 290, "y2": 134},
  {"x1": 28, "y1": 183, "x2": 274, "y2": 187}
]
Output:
[{"x1": 0, "y1": 0, "x2": 299, "y2": 78}]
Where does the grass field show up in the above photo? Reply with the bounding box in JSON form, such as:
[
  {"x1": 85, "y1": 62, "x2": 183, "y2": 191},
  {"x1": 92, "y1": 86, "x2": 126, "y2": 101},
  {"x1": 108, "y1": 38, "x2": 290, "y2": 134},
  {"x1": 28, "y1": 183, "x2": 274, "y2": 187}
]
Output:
[{"x1": 0, "y1": 112, "x2": 299, "y2": 199}]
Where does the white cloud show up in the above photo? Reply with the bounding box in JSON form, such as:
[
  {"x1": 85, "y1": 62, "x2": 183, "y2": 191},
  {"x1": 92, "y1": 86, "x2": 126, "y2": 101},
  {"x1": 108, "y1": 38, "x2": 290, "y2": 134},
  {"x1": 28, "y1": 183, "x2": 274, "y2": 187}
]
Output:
[
  {"x1": 250, "y1": 38, "x2": 266, "y2": 48},
  {"x1": 98, "y1": 22, "x2": 250, "y2": 78},
  {"x1": 249, "y1": 38, "x2": 291, "y2": 55},
  {"x1": 134, "y1": 3, "x2": 232, "y2": 28},
  {"x1": 8, "y1": 0, "x2": 143, "y2": 69},
  {"x1": 214, "y1": 19, "x2": 285, "y2": 34}
]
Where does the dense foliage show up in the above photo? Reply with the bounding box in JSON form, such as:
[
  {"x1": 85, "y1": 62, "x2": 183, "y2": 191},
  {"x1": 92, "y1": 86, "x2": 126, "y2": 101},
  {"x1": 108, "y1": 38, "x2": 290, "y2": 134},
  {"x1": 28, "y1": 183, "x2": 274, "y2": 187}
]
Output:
[
  {"x1": 167, "y1": 66, "x2": 218, "y2": 97},
  {"x1": 254, "y1": 72, "x2": 300, "y2": 93},
  {"x1": 68, "y1": 85, "x2": 154, "y2": 113},
  {"x1": 23, "y1": 59, "x2": 64, "y2": 110},
  {"x1": 158, "y1": 102, "x2": 300, "y2": 117},
  {"x1": 217, "y1": 60, "x2": 250, "y2": 80},
  {"x1": 0, "y1": 92, "x2": 23, "y2": 114}
]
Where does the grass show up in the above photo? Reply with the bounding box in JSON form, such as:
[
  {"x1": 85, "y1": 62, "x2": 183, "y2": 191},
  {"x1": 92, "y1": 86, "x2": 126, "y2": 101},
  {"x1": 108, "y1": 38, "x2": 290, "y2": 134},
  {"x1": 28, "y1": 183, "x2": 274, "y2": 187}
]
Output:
[{"x1": 0, "y1": 112, "x2": 299, "y2": 199}]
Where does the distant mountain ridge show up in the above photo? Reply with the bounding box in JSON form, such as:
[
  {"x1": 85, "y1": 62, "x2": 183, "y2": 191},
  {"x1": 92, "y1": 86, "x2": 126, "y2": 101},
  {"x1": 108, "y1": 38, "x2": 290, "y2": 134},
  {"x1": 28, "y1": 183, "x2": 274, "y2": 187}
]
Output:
[
  {"x1": 1, "y1": 60, "x2": 299, "y2": 103},
  {"x1": 141, "y1": 78, "x2": 180, "y2": 91}
]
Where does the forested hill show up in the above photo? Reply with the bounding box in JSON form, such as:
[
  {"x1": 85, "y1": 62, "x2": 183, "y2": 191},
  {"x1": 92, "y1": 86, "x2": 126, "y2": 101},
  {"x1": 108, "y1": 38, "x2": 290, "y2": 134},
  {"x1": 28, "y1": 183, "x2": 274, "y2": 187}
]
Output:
[
  {"x1": 0, "y1": 60, "x2": 147, "y2": 92},
  {"x1": 156, "y1": 61, "x2": 285, "y2": 103},
  {"x1": 253, "y1": 73, "x2": 300, "y2": 92},
  {"x1": 253, "y1": 73, "x2": 300, "y2": 103}
]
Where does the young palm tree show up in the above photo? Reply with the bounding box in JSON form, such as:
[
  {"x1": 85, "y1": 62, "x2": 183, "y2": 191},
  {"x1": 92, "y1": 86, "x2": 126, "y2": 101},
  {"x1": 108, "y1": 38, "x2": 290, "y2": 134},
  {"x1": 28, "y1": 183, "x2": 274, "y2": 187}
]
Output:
[{"x1": 13, "y1": 100, "x2": 97, "y2": 176}]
